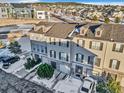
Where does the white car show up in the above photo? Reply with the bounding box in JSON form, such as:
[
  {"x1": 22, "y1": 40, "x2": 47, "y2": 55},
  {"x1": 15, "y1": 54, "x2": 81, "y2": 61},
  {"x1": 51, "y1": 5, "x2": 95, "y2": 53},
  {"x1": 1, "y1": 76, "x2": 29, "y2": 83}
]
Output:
[{"x1": 79, "y1": 77, "x2": 96, "y2": 93}]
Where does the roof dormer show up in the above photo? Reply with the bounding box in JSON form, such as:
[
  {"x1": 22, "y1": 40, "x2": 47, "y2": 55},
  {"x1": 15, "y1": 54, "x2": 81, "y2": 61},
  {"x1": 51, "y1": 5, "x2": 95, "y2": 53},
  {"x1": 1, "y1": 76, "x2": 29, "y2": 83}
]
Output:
[
  {"x1": 79, "y1": 26, "x2": 88, "y2": 36},
  {"x1": 95, "y1": 28, "x2": 103, "y2": 37}
]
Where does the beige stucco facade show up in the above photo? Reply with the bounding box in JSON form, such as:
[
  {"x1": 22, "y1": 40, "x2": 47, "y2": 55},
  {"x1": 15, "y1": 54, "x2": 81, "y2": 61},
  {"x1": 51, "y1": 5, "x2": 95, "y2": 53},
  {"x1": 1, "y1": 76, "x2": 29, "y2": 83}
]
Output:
[{"x1": 74, "y1": 36, "x2": 124, "y2": 87}]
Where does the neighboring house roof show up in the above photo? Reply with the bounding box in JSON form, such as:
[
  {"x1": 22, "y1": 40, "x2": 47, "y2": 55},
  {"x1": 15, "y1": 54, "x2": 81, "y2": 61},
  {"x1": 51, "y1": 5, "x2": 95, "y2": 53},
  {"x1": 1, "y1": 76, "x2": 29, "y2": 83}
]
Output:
[
  {"x1": 0, "y1": 3, "x2": 11, "y2": 7},
  {"x1": 11, "y1": 3, "x2": 31, "y2": 8}
]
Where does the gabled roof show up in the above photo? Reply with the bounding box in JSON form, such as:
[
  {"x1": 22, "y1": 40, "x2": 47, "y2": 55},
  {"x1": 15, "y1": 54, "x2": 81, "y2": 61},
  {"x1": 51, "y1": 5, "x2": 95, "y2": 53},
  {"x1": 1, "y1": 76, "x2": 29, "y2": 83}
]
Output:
[
  {"x1": 31, "y1": 21, "x2": 124, "y2": 43},
  {"x1": 11, "y1": 3, "x2": 31, "y2": 8},
  {"x1": 31, "y1": 22, "x2": 77, "y2": 39},
  {"x1": 76, "y1": 23, "x2": 124, "y2": 43},
  {"x1": 45, "y1": 23, "x2": 77, "y2": 39}
]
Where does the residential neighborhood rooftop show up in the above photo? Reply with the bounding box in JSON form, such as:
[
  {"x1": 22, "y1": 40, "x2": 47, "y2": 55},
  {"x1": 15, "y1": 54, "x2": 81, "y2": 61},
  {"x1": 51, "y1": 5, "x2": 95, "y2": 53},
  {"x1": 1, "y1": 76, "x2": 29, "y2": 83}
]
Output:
[{"x1": 31, "y1": 21, "x2": 124, "y2": 42}]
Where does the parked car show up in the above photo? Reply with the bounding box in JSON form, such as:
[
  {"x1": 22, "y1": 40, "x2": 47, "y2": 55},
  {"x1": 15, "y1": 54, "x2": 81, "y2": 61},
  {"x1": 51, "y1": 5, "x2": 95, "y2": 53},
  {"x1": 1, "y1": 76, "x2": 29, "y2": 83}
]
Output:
[
  {"x1": 0, "y1": 56, "x2": 7, "y2": 62},
  {"x1": 2, "y1": 56, "x2": 20, "y2": 69},
  {"x1": 79, "y1": 77, "x2": 96, "y2": 93},
  {"x1": 2, "y1": 56, "x2": 20, "y2": 63},
  {"x1": 9, "y1": 56, "x2": 20, "y2": 64}
]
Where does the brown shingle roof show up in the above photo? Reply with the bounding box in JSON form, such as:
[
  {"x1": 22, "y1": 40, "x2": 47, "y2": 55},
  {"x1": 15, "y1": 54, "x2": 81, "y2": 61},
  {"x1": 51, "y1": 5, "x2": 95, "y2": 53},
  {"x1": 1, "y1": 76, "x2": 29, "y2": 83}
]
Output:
[
  {"x1": 31, "y1": 21, "x2": 124, "y2": 43},
  {"x1": 76, "y1": 23, "x2": 124, "y2": 43},
  {"x1": 45, "y1": 23, "x2": 77, "y2": 39},
  {"x1": 31, "y1": 22, "x2": 55, "y2": 34}
]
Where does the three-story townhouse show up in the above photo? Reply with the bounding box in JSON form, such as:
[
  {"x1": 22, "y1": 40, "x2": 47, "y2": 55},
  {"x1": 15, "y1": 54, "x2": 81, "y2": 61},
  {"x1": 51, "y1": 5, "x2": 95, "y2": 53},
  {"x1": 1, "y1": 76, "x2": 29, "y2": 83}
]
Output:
[
  {"x1": 73, "y1": 23, "x2": 124, "y2": 87},
  {"x1": 29, "y1": 22, "x2": 96, "y2": 77}
]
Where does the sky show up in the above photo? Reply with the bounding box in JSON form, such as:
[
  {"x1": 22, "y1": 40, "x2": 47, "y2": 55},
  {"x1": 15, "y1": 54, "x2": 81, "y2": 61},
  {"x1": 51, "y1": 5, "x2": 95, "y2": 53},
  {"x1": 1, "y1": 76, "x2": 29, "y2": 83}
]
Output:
[{"x1": 0, "y1": 0, "x2": 124, "y2": 5}]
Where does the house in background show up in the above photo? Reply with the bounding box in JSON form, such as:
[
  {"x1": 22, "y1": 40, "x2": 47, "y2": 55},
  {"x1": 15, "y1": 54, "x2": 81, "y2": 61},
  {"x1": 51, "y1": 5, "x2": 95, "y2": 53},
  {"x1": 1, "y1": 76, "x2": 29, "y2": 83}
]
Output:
[
  {"x1": 36, "y1": 10, "x2": 50, "y2": 20},
  {"x1": 0, "y1": 3, "x2": 13, "y2": 19},
  {"x1": 11, "y1": 3, "x2": 34, "y2": 19}
]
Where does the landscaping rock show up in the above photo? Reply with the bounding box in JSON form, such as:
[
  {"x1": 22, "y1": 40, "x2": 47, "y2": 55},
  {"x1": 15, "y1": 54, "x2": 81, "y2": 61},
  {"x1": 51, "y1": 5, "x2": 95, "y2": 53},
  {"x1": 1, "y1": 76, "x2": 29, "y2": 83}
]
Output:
[{"x1": 0, "y1": 69, "x2": 53, "y2": 93}]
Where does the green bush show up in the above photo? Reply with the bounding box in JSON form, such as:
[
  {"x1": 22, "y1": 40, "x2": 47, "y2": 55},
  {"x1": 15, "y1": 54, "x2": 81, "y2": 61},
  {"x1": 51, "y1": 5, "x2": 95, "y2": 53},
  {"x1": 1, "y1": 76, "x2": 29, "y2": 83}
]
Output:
[
  {"x1": 8, "y1": 41, "x2": 22, "y2": 54},
  {"x1": 96, "y1": 79, "x2": 121, "y2": 93},
  {"x1": 24, "y1": 58, "x2": 41, "y2": 70},
  {"x1": 96, "y1": 83, "x2": 107, "y2": 93},
  {"x1": 37, "y1": 63, "x2": 54, "y2": 78}
]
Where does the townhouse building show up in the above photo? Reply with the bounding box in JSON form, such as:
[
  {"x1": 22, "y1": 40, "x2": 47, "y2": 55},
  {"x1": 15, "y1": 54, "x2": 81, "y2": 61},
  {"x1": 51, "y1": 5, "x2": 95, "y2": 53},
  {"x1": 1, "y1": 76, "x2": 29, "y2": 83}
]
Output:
[
  {"x1": 30, "y1": 22, "x2": 124, "y2": 87},
  {"x1": 73, "y1": 23, "x2": 124, "y2": 87},
  {"x1": 11, "y1": 4, "x2": 34, "y2": 19},
  {"x1": 29, "y1": 22, "x2": 96, "y2": 78},
  {"x1": 36, "y1": 10, "x2": 50, "y2": 20},
  {"x1": 0, "y1": 3, "x2": 13, "y2": 18}
]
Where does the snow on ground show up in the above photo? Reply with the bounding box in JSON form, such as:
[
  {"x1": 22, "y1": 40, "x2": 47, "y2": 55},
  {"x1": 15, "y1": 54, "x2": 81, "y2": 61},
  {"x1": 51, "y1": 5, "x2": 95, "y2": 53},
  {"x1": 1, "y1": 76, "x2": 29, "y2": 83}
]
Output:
[{"x1": 53, "y1": 76, "x2": 82, "y2": 93}]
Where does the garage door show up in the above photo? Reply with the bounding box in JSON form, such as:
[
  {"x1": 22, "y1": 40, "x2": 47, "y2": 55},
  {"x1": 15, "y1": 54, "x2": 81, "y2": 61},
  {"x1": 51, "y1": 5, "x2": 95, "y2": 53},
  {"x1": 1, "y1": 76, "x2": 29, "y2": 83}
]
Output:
[{"x1": 60, "y1": 64, "x2": 70, "y2": 74}]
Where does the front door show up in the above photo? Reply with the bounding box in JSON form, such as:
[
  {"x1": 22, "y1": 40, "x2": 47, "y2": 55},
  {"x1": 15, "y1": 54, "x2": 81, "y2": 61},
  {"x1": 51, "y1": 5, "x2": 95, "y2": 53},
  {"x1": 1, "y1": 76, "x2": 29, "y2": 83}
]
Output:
[
  {"x1": 51, "y1": 61, "x2": 56, "y2": 69},
  {"x1": 75, "y1": 65, "x2": 83, "y2": 75},
  {"x1": 34, "y1": 54, "x2": 39, "y2": 60}
]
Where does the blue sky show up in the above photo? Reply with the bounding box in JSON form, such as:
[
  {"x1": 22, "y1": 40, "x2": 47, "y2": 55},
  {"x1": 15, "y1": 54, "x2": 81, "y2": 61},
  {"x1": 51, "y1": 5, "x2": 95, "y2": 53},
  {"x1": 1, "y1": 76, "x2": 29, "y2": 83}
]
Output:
[
  {"x1": 42, "y1": 0, "x2": 124, "y2": 5},
  {"x1": 41, "y1": 0, "x2": 123, "y2": 2},
  {"x1": 0, "y1": 0, "x2": 124, "y2": 5}
]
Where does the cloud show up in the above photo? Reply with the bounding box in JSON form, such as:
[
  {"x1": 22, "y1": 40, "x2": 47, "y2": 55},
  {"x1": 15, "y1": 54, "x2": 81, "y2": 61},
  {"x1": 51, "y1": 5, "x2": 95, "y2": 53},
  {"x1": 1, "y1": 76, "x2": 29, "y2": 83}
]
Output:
[{"x1": 0, "y1": 0, "x2": 40, "y2": 3}]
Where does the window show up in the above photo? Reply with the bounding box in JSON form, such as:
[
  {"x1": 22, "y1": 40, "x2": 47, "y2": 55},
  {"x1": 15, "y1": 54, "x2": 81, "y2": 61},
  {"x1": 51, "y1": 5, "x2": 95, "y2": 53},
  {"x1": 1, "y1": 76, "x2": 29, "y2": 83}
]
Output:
[
  {"x1": 50, "y1": 50, "x2": 56, "y2": 58},
  {"x1": 40, "y1": 45, "x2": 44, "y2": 53},
  {"x1": 75, "y1": 53, "x2": 84, "y2": 62},
  {"x1": 95, "y1": 58, "x2": 101, "y2": 67},
  {"x1": 112, "y1": 43, "x2": 124, "y2": 52},
  {"x1": 89, "y1": 41, "x2": 103, "y2": 50},
  {"x1": 59, "y1": 39, "x2": 69, "y2": 47},
  {"x1": 38, "y1": 12, "x2": 43, "y2": 15},
  {"x1": 45, "y1": 47, "x2": 47, "y2": 53},
  {"x1": 50, "y1": 38, "x2": 56, "y2": 45},
  {"x1": 75, "y1": 65, "x2": 83, "y2": 74},
  {"x1": 77, "y1": 39, "x2": 85, "y2": 47},
  {"x1": 80, "y1": 30, "x2": 85, "y2": 35},
  {"x1": 33, "y1": 47, "x2": 36, "y2": 51},
  {"x1": 53, "y1": 38, "x2": 56, "y2": 45},
  {"x1": 107, "y1": 73, "x2": 117, "y2": 80},
  {"x1": 49, "y1": 38, "x2": 51, "y2": 44},
  {"x1": 59, "y1": 52, "x2": 68, "y2": 61},
  {"x1": 32, "y1": 44, "x2": 36, "y2": 51},
  {"x1": 88, "y1": 56, "x2": 94, "y2": 65},
  {"x1": 59, "y1": 39, "x2": 61, "y2": 46},
  {"x1": 1, "y1": 8, "x2": 6, "y2": 12},
  {"x1": 109, "y1": 59, "x2": 120, "y2": 70},
  {"x1": 67, "y1": 41, "x2": 69, "y2": 47},
  {"x1": 97, "y1": 31, "x2": 100, "y2": 35},
  {"x1": 37, "y1": 45, "x2": 39, "y2": 52},
  {"x1": 34, "y1": 54, "x2": 39, "y2": 60}
]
